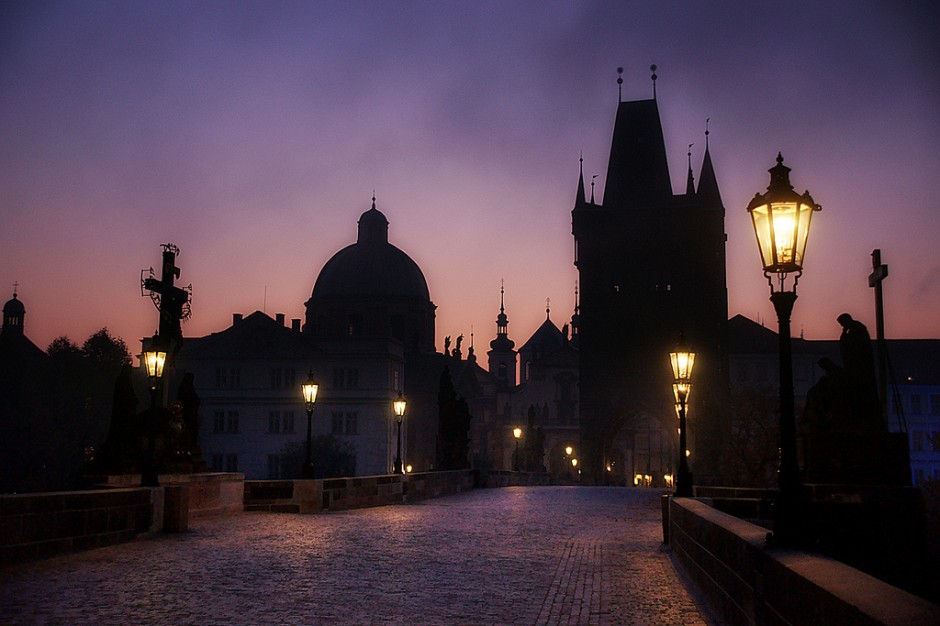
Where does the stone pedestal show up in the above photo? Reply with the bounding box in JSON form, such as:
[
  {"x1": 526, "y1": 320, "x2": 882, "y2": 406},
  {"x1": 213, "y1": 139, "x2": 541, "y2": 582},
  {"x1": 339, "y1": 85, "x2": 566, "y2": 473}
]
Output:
[{"x1": 798, "y1": 431, "x2": 910, "y2": 486}]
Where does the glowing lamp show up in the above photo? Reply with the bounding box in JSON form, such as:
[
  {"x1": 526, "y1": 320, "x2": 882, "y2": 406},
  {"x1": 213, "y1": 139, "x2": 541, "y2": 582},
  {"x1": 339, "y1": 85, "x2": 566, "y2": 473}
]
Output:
[
  {"x1": 302, "y1": 372, "x2": 319, "y2": 409},
  {"x1": 393, "y1": 391, "x2": 407, "y2": 421},
  {"x1": 143, "y1": 346, "x2": 167, "y2": 382},
  {"x1": 513, "y1": 427, "x2": 522, "y2": 439},
  {"x1": 746, "y1": 153, "x2": 821, "y2": 279}
]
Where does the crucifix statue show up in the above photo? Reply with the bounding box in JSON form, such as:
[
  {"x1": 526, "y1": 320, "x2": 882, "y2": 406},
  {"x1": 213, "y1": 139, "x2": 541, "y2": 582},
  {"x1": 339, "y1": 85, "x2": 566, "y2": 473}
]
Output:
[
  {"x1": 142, "y1": 243, "x2": 190, "y2": 359},
  {"x1": 868, "y1": 249, "x2": 889, "y2": 426}
]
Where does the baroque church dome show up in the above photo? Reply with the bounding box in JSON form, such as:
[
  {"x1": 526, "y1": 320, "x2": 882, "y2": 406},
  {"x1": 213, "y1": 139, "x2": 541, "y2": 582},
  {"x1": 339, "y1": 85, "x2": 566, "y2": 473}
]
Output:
[{"x1": 310, "y1": 204, "x2": 430, "y2": 301}]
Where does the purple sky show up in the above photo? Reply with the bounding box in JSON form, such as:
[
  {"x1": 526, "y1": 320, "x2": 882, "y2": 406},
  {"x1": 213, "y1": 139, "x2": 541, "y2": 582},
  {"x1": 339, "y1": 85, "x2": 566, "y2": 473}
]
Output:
[{"x1": 2, "y1": 1, "x2": 939, "y2": 357}]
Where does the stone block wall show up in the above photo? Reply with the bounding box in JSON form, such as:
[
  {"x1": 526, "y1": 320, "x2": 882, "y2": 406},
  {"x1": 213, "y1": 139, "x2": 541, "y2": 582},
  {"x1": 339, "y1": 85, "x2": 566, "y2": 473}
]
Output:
[
  {"x1": 667, "y1": 497, "x2": 940, "y2": 626},
  {"x1": 0, "y1": 488, "x2": 156, "y2": 566}
]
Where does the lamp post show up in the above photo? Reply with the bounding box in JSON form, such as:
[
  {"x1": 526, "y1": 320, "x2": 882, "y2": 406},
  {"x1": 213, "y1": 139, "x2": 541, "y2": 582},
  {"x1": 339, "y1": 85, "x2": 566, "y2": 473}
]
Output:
[
  {"x1": 747, "y1": 153, "x2": 821, "y2": 545},
  {"x1": 393, "y1": 391, "x2": 406, "y2": 474},
  {"x1": 512, "y1": 427, "x2": 522, "y2": 471},
  {"x1": 669, "y1": 338, "x2": 695, "y2": 497},
  {"x1": 141, "y1": 336, "x2": 167, "y2": 487},
  {"x1": 301, "y1": 371, "x2": 319, "y2": 479}
]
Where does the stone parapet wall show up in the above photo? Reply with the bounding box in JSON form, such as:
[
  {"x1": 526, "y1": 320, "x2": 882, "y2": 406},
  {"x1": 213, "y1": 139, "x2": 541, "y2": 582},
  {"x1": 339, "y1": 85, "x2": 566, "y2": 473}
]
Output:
[
  {"x1": 90, "y1": 472, "x2": 244, "y2": 519},
  {"x1": 667, "y1": 497, "x2": 940, "y2": 626},
  {"x1": 244, "y1": 470, "x2": 478, "y2": 513},
  {"x1": 0, "y1": 488, "x2": 156, "y2": 566}
]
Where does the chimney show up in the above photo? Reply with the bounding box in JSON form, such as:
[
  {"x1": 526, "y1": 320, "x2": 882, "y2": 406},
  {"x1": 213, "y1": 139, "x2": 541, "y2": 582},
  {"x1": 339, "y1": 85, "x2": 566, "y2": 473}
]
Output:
[
  {"x1": 233, "y1": 313, "x2": 243, "y2": 325},
  {"x1": 276, "y1": 313, "x2": 285, "y2": 326},
  {"x1": 291, "y1": 319, "x2": 301, "y2": 332}
]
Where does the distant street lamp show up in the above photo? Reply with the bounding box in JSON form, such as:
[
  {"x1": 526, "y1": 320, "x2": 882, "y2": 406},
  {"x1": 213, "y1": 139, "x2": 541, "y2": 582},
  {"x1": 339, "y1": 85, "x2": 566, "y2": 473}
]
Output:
[
  {"x1": 669, "y1": 337, "x2": 696, "y2": 497},
  {"x1": 393, "y1": 391, "x2": 406, "y2": 474},
  {"x1": 513, "y1": 427, "x2": 523, "y2": 471},
  {"x1": 747, "y1": 153, "x2": 821, "y2": 545},
  {"x1": 301, "y1": 371, "x2": 319, "y2": 479},
  {"x1": 141, "y1": 336, "x2": 167, "y2": 488}
]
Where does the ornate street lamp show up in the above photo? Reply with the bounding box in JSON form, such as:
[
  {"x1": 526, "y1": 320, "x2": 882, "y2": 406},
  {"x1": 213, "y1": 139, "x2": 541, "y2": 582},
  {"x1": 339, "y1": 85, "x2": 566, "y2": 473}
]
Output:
[
  {"x1": 393, "y1": 391, "x2": 406, "y2": 474},
  {"x1": 141, "y1": 336, "x2": 167, "y2": 487},
  {"x1": 301, "y1": 371, "x2": 319, "y2": 479},
  {"x1": 512, "y1": 427, "x2": 523, "y2": 471},
  {"x1": 747, "y1": 153, "x2": 821, "y2": 544},
  {"x1": 669, "y1": 337, "x2": 695, "y2": 497}
]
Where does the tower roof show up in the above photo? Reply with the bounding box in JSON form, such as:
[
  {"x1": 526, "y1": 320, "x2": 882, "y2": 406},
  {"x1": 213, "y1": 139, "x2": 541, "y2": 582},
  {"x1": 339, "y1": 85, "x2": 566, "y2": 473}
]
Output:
[{"x1": 603, "y1": 99, "x2": 672, "y2": 208}]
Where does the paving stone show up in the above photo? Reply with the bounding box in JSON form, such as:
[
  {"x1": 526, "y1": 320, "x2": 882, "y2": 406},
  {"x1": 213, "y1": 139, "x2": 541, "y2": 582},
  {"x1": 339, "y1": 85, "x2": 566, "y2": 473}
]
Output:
[{"x1": 0, "y1": 487, "x2": 713, "y2": 625}]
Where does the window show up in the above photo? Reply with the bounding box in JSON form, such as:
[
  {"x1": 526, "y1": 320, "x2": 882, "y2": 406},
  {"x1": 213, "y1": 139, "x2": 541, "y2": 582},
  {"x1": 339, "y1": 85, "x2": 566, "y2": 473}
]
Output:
[
  {"x1": 211, "y1": 454, "x2": 223, "y2": 472},
  {"x1": 283, "y1": 411, "x2": 295, "y2": 433},
  {"x1": 912, "y1": 431, "x2": 925, "y2": 452},
  {"x1": 267, "y1": 454, "x2": 281, "y2": 479},
  {"x1": 230, "y1": 368, "x2": 241, "y2": 388},
  {"x1": 271, "y1": 368, "x2": 283, "y2": 389},
  {"x1": 930, "y1": 394, "x2": 940, "y2": 416},
  {"x1": 913, "y1": 468, "x2": 924, "y2": 485},
  {"x1": 285, "y1": 369, "x2": 296, "y2": 389},
  {"x1": 332, "y1": 411, "x2": 358, "y2": 435},
  {"x1": 225, "y1": 454, "x2": 238, "y2": 472},
  {"x1": 931, "y1": 432, "x2": 940, "y2": 452},
  {"x1": 268, "y1": 411, "x2": 281, "y2": 434},
  {"x1": 227, "y1": 411, "x2": 239, "y2": 434},
  {"x1": 215, "y1": 367, "x2": 227, "y2": 388},
  {"x1": 347, "y1": 314, "x2": 362, "y2": 336},
  {"x1": 333, "y1": 368, "x2": 345, "y2": 389},
  {"x1": 347, "y1": 369, "x2": 359, "y2": 389},
  {"x1": 213, "y1": 411, "x2": 225, "y2": 433},
  {"x1": 911, "y1": 394, "x2": 923, "y2": 415}
]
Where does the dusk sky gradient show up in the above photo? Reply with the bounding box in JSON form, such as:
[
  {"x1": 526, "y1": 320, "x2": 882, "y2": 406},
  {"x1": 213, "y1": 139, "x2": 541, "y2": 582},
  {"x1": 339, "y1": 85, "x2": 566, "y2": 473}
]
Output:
[{"x1": 2, "y1": 1, "x2": 938, "y2": 357}]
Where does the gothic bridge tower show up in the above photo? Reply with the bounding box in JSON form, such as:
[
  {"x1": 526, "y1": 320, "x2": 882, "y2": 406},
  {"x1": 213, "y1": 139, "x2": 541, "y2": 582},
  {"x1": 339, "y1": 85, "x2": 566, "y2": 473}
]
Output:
[{"x1": 572, "y1": 80, "x2": 729, "y2": 485}]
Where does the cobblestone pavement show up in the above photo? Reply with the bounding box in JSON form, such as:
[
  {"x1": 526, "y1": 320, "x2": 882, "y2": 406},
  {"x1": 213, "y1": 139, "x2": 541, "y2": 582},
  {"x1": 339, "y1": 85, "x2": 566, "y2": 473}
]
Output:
[{"x1": 1, "y1": 487, "x2": 715, "y2": 625}]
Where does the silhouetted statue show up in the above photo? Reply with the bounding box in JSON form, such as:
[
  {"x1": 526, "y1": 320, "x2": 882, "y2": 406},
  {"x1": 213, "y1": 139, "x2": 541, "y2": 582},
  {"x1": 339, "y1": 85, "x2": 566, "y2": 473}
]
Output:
[
  {"x1": 92, "y1": 364, "x2": 140, "y2": 473},
  {"x1": 177, "y1": 372, "x2": 203, "y2": 461},
  {"x1": 444, "y1": 335, "x2": 451, "y2": 356},
  {"x1": 800, "y1": 358, "x2": 851, "y2": 434},
  {"x1": 837, "y1": 313, "x2": 881, "y2": 429},
  {"x1": 453, "y1": 334, "x2": 463, "y2": 359},
  {"x1": 436, "y1": 366, "x2": 472, "y2": 470},
  {"x1": 524, "y1": 406, "x2": 546, "y2": 472}
]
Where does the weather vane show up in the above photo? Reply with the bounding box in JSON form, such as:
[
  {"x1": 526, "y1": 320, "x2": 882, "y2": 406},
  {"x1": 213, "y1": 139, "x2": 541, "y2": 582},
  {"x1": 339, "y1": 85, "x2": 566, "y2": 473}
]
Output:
[
  {"x1": 650, "y1": 64, "x2": 658, "y2": 99},
  {"x1": 616, "y1": 67, "x2": 623, "y2": 102}
]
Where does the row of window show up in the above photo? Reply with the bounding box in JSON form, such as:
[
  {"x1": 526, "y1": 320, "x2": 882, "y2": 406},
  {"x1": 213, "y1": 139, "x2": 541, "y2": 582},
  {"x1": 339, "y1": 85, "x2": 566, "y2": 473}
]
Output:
[
  {"x1": 214, "y1": 366, "x2": 361, "y2": 390},
  {"x1": 912, "y1": 467, "x2": 940, "y2": 485},
  {"x1": 210, "y1": 453, "x2": 238, "y2": 472},
  {"x1": 905, "y1": 393, "x2": 940, "y2": 416},
  {"x1": 211, "y1": 410, "x2": 360, "y2": 436},
  {"x1": 910, "y1": 430, "x2": 940, "y2": 452},
  {"x1": 213, "y1": 410, "x2": 296, "y2": 434}
]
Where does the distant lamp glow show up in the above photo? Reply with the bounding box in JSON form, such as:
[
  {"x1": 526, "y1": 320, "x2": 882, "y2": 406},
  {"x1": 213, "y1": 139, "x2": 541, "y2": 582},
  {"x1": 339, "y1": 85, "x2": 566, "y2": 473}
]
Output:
[
  {"x1": 301, "y1": 371, "x2": 319, "y2": 479},
  {"x1": 669, "y1": 336, "x2": 695, "y2": 498},
  {"x1": 571, "y1": 458, "x2": 578, "y2": 468},
  {"x1": 565, "y1": 446, "x2": 573, "y2": 456},
  {"x1": 405, "y1": 464, "x2": 413, "y2": 473},
  {"x1": 393, "y1": 391, "x2": 406, "y2": 474},
  {"x1": 512, "y1": 427, "x2": 523, "y2": 471}
]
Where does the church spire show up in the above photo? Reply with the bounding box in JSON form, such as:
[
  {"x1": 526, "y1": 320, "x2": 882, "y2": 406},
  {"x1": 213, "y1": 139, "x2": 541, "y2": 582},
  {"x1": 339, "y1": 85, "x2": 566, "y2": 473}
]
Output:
[
  {"x1": 685, "y1": 143, "x2": 695, "y2": 196},
  {"x1": 575, "y1": 154, "x2": 587, "y2": 208},
  {"x1": 697, "y1": 119, "x2": 723, "y2": 207}
]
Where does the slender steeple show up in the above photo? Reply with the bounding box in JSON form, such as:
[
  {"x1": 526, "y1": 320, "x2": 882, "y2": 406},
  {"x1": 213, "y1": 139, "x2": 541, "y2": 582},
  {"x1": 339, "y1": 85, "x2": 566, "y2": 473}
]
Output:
[
  {"x1": 685, "y1": 144, "x2": 695, "y2": 196},
  {"x1": 575, "y1": 154, "x2": 587, "y2": 208},
  {"x1": 697, "y1": 120, "x2": 723, "y2": 207},
  {"x1": 569, "y1": 281, "x2": 580, "y2": 346},
  {"x1": 488, "y1": 280, "x2": 516, "y2": 387}
]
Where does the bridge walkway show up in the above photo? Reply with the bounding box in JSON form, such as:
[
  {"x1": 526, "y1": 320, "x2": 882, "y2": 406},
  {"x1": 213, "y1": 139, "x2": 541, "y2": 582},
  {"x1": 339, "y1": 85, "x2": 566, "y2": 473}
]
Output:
[{"x1": 1, "y1": 486, "x2": 714, "y2": 625}]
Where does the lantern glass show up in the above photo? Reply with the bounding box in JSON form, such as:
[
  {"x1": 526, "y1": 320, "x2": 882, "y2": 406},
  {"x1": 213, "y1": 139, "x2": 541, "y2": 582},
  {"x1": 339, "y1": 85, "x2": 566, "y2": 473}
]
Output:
[
  {"x1": 393, "y1": 392, "x2": 407, "y2": 418},
  {"x1": 669, "y1": 350, "x2": 695, "y2": 383},
  {"x1": 302, "y1": 372, "x2": 319, "y2": 407},
  {"x1": 513, "y1": 427, "x2": 522, "y2": 439},
  {"x1": 143, "y1": 349, "x2": 166, "y2": 379}
]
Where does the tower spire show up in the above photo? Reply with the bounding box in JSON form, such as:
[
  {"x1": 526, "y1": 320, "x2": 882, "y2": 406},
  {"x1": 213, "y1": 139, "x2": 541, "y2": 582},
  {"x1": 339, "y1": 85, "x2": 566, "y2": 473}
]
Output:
[
  {"x1": 686, "y1": 143, "x2": 695, "y2": 196},
  {"x1": 575, "y1": 154, "x2": 587, "y2": 207},
  {"x1": 697, "y1": 119, "x2": 723, "y2": 207}
]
